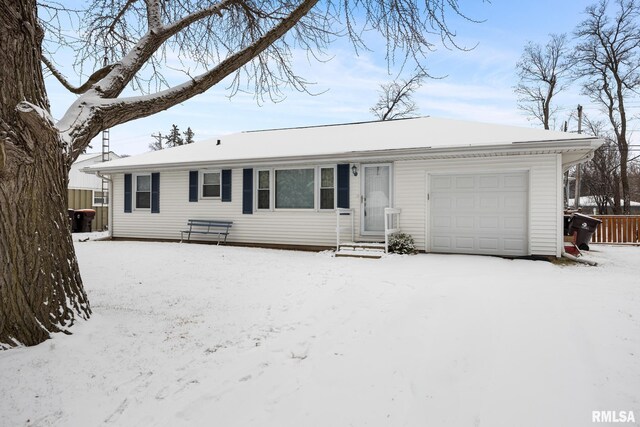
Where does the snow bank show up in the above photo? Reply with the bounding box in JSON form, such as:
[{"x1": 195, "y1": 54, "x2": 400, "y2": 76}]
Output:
[{"x1": 1, "y1": 243, "x2": 638, "y2": 426}]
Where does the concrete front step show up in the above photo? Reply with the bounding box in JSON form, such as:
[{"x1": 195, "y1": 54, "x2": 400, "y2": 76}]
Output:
[
  {"x1": 335, "y1": 242, "x2": 386, "y2": 259},
  {"x1": 335, "y1": 249, "x2": 384, "y2": 259},
  {"x1": 339, "y1": 242, "x2": 386, "y2": 250}
]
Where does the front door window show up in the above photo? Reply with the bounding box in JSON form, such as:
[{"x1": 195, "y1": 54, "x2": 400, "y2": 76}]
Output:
[{"x1": 363, "y1": 165, "x2": 390, "y2": 233}]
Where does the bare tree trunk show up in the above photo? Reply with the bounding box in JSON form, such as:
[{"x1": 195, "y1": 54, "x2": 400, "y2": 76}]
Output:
[{"x1": 0, "y1": 0, "x2": 90, "y2": 348}]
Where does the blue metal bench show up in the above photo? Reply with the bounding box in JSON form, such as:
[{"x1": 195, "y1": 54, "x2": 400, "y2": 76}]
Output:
[{"x1": 180, "y1": 219, "x2": 233, "y2": 244}]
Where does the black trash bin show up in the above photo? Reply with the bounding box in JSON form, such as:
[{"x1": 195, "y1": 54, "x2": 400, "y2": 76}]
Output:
[
  {"x1": 68, "y1": 209, "x2": 77, "y2": 232},
  {"x1": 74, "y1": 209, "x2": 96, "y2": 232},
  {"x1": 569, "y1": 213, "x2": 602, "y2": 251},
  {"x1": 563, "y1": 214, "x2": 573, "y2": 236}
]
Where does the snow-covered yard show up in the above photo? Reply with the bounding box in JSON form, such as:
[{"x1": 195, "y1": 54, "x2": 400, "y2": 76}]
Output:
[{"x1": 1, "y1": 240, "x2": 639, "y2": 427}]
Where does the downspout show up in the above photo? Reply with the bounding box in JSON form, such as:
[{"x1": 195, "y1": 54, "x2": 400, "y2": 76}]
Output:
[
  {"x1": 561, "y1": 249, "x2": 597, "y2": 266},
  {"x1": 96, "y1": 172, "x2": 113, "y2": 239}
]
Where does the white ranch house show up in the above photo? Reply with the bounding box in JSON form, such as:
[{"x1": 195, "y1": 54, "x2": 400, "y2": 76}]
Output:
[{"x1": 87, "y1": 117, "x2": 602, "y2": 257}]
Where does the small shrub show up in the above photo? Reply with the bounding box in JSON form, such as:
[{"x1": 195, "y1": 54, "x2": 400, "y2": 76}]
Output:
[{"x1": 387, "y1": 232, "x2": 417, "y2": 255}]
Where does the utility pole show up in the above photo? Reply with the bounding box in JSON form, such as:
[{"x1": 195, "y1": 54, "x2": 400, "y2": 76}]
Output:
[
  {"x1": 573, "y1": 105, "x2": 583, "y2": 209},
  {"x1": 150, "y1": 132, "x2": 165, "y2": 151}
]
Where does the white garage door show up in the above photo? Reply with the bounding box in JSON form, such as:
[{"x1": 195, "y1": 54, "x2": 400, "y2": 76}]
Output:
[{"x1": 429, "y1": 172, "x2": 529, "y2": 256}]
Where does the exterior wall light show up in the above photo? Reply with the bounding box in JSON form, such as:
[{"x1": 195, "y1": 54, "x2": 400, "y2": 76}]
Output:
[{"x1": 351, "y1": 164, "x2": 358, "y2": 176}]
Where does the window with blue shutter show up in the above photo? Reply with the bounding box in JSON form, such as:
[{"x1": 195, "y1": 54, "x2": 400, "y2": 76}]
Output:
[
  {"x1": 222, "y1": 169, "x2": 232, "y2": 202},
  {"x1": 151, "y1": 172, "x2": 160, "y2": 213},
  {"x1": 242, "y1": 168, "x2": 253, "y2": 214},
  {"x1": 124, "y1": 173, "x2": 132, "y2": 213},
  {"x1": 189, "y1": 171, "x2": 198, "y2": 202},
  {"x1": 337, "y1": 164, "x2": 350, "y2": 208}
]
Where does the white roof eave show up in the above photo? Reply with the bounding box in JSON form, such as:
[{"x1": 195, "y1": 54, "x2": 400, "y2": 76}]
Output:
[{"x1": 85, "y1": 138, "x2": 603, "y2": 174}]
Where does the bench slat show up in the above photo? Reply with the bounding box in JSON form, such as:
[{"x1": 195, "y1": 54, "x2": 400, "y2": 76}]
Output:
[{"x1": 181, "y1": 219, "x2": 233, "y2": 244}]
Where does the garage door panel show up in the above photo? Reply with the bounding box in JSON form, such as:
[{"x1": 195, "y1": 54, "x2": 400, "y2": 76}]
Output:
[
  {"x1": 479, "y1": 195, "x2": 500, "y2": 210},
  {"x1": 432, "y1": 176, "x2": 452, "y2": 190},
  {"x1": 504, "y1": 194, "x2": 527, "y2": 211},
  {"x1": 479, "y1": 216, "x2": 499, "y2": 229},
  {"x1": 479, "y1": 175, "x2": 499, "y2": 189},
  {"x1": 503, "y1": 238, "x2": 527, "y2": 252},
  {"x1": 432, "y1": 236, "x2": 452, "y2": 250},
  {"x1": 455, "y1": 176, "x2": 475, "y2": 189},
  {"x1": 455, "y1": 216, "x2": 475, "y2": 229},
  {"x1": 455, "y1": 196, "x2": 475, "y2": 210},
  {"x1": 454, "y1": 236, "x2": 474, "y2": 250},
  {"x1": 504, "y1": 216, "x2": 526, "y2": 229},
  {"x1": 432, "y1": 195, "x2": 452, "y2": 209},
  {"x1": 432, "y1": 216, "x2": 451, "y2": 228},
  {"x1": 504, "y1": 174, "x2": 527, "y2": 189},
  {"x1": 478, "y1": 238, "x2": 499, "y2": 250},
  {"x1": 430, "y1": 172, "x2": 528, "y2": 256}
]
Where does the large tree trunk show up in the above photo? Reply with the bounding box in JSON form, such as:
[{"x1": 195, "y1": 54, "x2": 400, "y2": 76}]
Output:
[{"x1": 1, "y1": 0, "x2": 91, "y2": 349}]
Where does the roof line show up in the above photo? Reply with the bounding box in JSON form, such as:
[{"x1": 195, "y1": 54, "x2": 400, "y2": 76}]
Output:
[{"x1": 242, "y1": 116, "x2": 431, "y2": 134}]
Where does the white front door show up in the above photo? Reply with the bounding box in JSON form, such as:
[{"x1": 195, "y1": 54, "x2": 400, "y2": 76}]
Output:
[{"x1": 361, "y1": 164, "x2": 391, "y2": 235}]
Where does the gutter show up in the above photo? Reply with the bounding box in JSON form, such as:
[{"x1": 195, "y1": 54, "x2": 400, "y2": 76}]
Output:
[
  {"x1": 561, "y1": 249, "x2": 597, "y2": 266},
  {"x1": 562, "y1": 151, "x2": 596, "y2": 172},
  {"x1": 85, "y1": 138, "x2": 605, "y2": 174}
]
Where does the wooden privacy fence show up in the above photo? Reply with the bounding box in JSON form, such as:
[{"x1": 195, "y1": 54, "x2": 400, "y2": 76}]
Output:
[{"x1": 591, "y1": 215, "x2": 640, "y2": 244}]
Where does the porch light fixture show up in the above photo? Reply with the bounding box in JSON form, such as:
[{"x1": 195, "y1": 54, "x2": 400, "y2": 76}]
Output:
[{"x1": 351, "y1": 164, "x2": 358, "y2": 176}]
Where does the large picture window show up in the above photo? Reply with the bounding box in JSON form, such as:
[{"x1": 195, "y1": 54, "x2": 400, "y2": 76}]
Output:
[
  {"x1": 202, "y1": 171, "x2": 221, "y2": 198},
  {"x1": 275, "y1": 168, "x2": 314, "y2": 209},
  {"x1": 136, "y1": 175, "x2": 151, "y2": 209}
]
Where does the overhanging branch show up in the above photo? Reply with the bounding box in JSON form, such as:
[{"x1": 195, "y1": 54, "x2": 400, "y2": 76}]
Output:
[
  {"x1": 101, "y1": 0, "x2": 320, "y2": 128},
  {"x1": 42, "y1": 56, "x2": 115, "y2": 94}
]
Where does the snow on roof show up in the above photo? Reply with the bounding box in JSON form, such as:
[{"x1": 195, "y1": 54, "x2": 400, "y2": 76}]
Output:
[
  {"x1": 89, "y1": 117, "x2": 600, "y2": 172},
  {"x1": 74, "y1": 152, "x2": 120, "y2": 164}
]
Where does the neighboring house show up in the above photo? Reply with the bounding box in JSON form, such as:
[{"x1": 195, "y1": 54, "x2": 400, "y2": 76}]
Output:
[
  {"x1": 87, "y1": 117, "x2": 602, "y2": 257},
  {"x1": 568, "y1": 197, "x2": 640, "y2": 215},
  {"x1": 69, "y1": 152, "x2": 121, "y2": 231}
]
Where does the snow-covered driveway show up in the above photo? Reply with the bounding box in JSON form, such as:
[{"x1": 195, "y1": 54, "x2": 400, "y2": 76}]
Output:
[{"x1": 1, "y1": 242, "x2": 639, "y2": 426}]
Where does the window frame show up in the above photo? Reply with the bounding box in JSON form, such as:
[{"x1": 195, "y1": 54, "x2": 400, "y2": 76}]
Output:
[
  {"x1": 200, "y1": 170, "x2": 221, "y2": 200},
  {"x1": 256, "y1": 169, "x2": 272, "y2": 210},
  {"x1": 318, "y1": 165, "x2": 337, "y2": 211},
  {"x1": 134, "y1": 173, "x2": 151, "y2": 210},
  {"x1": 274, "y1": 166, "x2": 316, "y2": 211},
  {"x1": 92, "y1": 189, "x2": 109, "y2": 207},
  {"x1": 254, "y1": 165, "x2": 338, "y2": 212}
]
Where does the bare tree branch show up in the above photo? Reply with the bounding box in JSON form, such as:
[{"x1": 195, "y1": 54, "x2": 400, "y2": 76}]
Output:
[
  {"x1": 515, "y1": 33, "x2": 570, "y2": 130},
  {"x1": 42, "y1": 56, "x2": 115, "y2": 94},
  {"x1": 370, "y1": 72, "x2": 426, "y2": 121},
  {"x1": 572, "y1": 0, "x2": 640, "y2": 213}
]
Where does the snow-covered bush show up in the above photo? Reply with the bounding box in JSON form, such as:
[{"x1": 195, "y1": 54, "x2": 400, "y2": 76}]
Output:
[{"x1": 387, "y1": 232, "x2": 417, "y2": 255}]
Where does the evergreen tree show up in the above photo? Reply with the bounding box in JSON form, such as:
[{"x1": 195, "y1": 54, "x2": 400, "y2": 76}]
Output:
[
  {"x1": 165, "y1": 124, "x2": 184, "y2": 148},
  {"x1": 183, "y1": 127, "x2": 195, "y2": 144}
]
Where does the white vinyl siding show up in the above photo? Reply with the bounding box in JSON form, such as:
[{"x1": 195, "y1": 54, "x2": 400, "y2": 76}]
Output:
[
  {"x1": 111, "y1": 154, "x2": 561, "y2": 255},
  {"x1": 393, "y1": 154, "x2": 561, "y2": 256},
  {"x1": 112, "y1": 169, "x2": 349, "y2": 247}
]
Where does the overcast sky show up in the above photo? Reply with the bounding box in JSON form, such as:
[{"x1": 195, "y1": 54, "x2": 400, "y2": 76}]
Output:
[{"x1": 45, "y1": 0, "x2": 640, "y2": 156}]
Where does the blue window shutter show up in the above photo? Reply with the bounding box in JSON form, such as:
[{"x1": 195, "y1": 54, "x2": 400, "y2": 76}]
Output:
[
  {"x1": 337, "y1": 164, "x2": 350, "y2": 208},
  {"x1": 124, "y1": 173, "x2": 132, "y2": 213},
  {"x1": 151, "y1": 172, "x2": 160, "y2": 213},
  {"x1": 242, "y1": 168, "x2": 253, "y2": 214},
  {"x1": 189, "y1": 171, "x2": 198, "y2": 202},
  {"x1": 222, "y1": 169, "x2": 232, "y2": 202}
]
